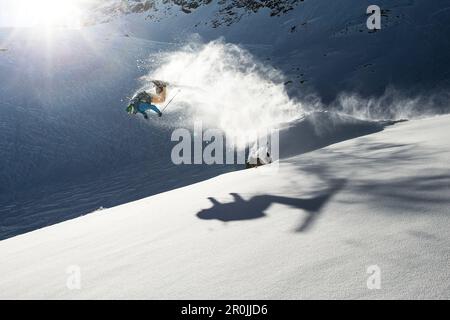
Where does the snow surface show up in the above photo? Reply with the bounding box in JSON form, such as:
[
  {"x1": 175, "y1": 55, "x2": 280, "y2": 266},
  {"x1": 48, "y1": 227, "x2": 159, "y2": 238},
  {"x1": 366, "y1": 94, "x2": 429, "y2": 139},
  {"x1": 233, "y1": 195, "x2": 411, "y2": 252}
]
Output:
[
  {"x1": 0, "y1": 115, "x2": 449, "y2": 299},
  {"x1": 0, "y1": 28, "x2": 244, "y2": 240},
  {"x1": 2, "y1": 0, "x2": 450, "y2": 240},
  {"x1": 1, "y1": 0, "x2": 449, "y2": 299}
]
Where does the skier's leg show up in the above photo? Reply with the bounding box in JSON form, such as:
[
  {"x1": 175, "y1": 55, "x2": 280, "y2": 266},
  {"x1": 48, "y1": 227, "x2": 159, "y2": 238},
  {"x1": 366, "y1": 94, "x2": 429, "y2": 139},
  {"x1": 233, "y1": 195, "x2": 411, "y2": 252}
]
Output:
[
  {"x1": 136, "y1": 102, "x2": 152, "y2": 119},
  {"x1": 137, "y1": 102, "x2": 151, "y2": 112},
  {"x1": 137, "y1": 102, "x2": 162, "y2": 117},
  {"x1": 149, "y1": 104, "x2": 162, "y2": 116}
]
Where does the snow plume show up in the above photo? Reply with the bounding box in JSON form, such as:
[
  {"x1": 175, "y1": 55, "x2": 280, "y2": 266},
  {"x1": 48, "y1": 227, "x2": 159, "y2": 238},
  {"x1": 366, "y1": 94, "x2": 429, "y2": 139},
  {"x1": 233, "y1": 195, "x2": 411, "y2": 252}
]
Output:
[
  {"x1": 142, "y1": 40, "x2": 303, "y2": 147},
  {"x1": 332, "y1": 88, "x2": 450, "y2": 121}
]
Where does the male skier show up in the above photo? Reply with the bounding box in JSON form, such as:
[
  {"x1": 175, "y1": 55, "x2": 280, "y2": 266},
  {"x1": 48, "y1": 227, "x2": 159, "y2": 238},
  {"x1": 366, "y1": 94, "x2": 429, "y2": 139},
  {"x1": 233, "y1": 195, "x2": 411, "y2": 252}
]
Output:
[{"x1": 126, "y1": 80, "x2": 167, "y2": 119}]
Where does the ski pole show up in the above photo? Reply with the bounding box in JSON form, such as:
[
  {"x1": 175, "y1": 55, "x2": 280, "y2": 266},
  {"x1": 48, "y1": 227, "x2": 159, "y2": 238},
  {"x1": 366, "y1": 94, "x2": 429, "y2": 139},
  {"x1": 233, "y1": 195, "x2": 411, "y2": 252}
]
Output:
[{"x1": 161, "y1": 89, "x2": 181, "y2": 113}]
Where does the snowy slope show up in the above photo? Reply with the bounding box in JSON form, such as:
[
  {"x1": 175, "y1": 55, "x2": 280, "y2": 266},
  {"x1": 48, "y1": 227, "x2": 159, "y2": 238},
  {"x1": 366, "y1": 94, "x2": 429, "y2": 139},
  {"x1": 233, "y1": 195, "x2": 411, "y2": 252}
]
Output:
[
  {"x1": 0, "y1": 27, "x2": 243, "y2": 240},
  {"x1": 0, "y1": 115, "x2": 448, "y2": 299},
  {"x1": 1, "y1": 1, "x2": 449, "y2": 299},
  {"x1": 1, "y1": 0, "x2": 450, "y2": 241}
]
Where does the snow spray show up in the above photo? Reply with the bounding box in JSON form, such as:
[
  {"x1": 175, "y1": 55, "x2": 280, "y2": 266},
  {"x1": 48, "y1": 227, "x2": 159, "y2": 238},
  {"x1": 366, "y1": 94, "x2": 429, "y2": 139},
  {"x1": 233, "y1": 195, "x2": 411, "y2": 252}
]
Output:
[{"x1": 142, "y1": 40, "x2": 303, "y2": 148}]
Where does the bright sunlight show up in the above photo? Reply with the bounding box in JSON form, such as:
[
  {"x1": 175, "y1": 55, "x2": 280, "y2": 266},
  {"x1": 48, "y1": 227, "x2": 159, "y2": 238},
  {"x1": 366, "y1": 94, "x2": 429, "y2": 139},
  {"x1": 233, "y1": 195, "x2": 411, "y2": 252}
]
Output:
[{"x1": 11, "y1": 0, "x2": 86, "y2": 28}]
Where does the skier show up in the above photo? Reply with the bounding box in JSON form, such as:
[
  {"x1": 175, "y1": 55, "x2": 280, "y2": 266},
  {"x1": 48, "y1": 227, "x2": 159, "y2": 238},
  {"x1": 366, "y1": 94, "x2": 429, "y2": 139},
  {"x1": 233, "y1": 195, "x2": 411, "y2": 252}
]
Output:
[
  {"x1": 126, "y1": 80, "x2": 167, "y2": 119},
  {"x1": 246, "y1": 143, "x2": 272, "y2": 168}
]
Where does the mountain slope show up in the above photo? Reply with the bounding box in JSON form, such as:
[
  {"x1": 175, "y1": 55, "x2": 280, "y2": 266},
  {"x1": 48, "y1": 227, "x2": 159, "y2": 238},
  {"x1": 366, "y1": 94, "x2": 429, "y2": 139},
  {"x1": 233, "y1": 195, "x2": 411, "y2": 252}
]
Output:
[
  {"x1": 1, "y1": 115, "x2": 448, "y2": 299},
  {"x1": 0, "y1": 28, "x2": 241, "y2": 240},
  {"x1": 2, "y1": 0, "x2": 450, "y2": 240},
  {"x1": 97, "y1": 0, "x2": 450, "y2": 108}
]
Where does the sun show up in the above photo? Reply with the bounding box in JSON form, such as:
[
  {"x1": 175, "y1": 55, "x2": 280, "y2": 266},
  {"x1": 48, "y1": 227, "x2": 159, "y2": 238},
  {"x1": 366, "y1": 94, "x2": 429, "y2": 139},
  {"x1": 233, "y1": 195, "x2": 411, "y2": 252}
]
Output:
[{"x1": 13, "y1": 0, "x2": 84, "y2": 29}]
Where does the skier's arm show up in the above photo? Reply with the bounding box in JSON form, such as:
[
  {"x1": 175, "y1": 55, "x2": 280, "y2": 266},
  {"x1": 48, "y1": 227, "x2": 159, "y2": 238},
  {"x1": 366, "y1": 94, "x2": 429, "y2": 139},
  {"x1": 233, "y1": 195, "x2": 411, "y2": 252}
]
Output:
[{"x1": 151, "y1": 86, "x2": 167, "y2": 104}]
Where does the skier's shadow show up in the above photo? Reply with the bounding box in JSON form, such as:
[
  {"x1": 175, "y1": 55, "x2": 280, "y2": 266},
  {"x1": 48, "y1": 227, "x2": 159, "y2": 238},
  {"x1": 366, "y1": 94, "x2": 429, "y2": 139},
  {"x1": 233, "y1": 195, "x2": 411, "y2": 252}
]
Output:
[{"x1": 197, "y1": 180, "x2": 346, "y2": 232}]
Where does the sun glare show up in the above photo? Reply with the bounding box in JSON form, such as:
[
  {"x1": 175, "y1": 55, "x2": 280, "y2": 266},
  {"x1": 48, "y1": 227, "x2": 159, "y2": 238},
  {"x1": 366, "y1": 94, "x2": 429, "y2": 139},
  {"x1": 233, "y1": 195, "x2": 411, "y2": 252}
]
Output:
[{"x1": 13, "y1": 0, "x2": 84, "y2": 29}]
